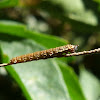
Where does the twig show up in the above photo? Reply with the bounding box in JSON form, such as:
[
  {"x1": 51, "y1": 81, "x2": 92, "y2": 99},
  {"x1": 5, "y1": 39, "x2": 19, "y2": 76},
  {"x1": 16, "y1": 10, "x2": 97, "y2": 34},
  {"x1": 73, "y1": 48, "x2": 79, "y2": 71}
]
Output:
[
  {"x1": 64, "y1": 48, "x2": 100, "y2": 57},
  {"x1": 0, "y1": 63, "x2": 11, "y2": 67},
  {"x1": 0, "y1": 47, "x2": 100, "y2": 67}
]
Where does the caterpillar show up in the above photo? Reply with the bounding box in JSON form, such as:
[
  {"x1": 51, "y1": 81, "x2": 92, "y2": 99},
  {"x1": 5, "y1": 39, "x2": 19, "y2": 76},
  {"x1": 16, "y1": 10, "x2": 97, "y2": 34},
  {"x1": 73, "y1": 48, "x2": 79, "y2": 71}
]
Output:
[
  {"x1": 0, "y1": 44, "x2": 99, "y2": 67},
  {"x1": 9, "y1": 44, "x2": 78, "y2": 65},
  {"x1": 0, "y1": 44, "x2": 78, "y2": 67}
]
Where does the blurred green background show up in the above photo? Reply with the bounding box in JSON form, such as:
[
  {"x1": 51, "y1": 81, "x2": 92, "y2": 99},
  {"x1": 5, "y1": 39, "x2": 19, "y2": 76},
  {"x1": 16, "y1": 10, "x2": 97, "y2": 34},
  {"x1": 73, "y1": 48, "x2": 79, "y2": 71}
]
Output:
[{"x1": 0, "y1": 0, "x2": 100, "y2": 100}]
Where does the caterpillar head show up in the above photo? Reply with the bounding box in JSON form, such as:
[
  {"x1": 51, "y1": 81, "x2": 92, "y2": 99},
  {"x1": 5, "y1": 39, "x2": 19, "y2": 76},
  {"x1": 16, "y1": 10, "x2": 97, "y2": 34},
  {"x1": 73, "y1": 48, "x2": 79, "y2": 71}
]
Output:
[{"x1": 67, "y1": 44, "x2": 79, "y2": 53}]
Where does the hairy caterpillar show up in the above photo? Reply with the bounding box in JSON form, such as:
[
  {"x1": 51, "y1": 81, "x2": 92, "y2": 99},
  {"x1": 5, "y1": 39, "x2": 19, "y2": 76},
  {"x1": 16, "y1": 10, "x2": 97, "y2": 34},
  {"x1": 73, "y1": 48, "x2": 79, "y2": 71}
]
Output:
[{"x1": 9, "y1": 44, "x2": 78, "y2": 65}]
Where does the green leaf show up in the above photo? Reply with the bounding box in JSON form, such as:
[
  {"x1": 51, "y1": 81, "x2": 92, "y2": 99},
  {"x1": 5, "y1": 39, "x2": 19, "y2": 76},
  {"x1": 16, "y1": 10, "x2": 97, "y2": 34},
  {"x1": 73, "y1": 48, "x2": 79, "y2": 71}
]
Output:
[
  {"x1": 0, "y1": 20, "x2": 67, "y2": 48},
  {"x1": 0, "y1": 20, "x2": 86, "y2": 100},
  {"x1": 58, "y1": 61, "x2": 86, "y2": 100},
  {"x1": 0, "y1": 38, "x2": 70, "y2": 100},
  {"x1": 79, "y1": 67, "x2": 100, "y2": 100},
  {"x1": 0, "y1": 0, "x2": 19, "y2": 8}
]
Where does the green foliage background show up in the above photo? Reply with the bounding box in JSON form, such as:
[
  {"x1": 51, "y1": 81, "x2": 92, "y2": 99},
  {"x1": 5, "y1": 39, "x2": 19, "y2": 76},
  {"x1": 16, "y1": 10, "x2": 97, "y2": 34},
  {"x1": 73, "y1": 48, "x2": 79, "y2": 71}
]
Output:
[{"x1": 0, "y1": 0, "x2": 100, "y2": 100}]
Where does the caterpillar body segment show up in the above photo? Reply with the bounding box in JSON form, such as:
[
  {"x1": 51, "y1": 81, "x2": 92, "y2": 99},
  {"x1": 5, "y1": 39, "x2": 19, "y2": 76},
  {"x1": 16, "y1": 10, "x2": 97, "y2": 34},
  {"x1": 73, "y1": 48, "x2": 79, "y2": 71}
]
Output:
[{"x1": 9, "y1": 44, "x2": 78, "y2": 64}]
